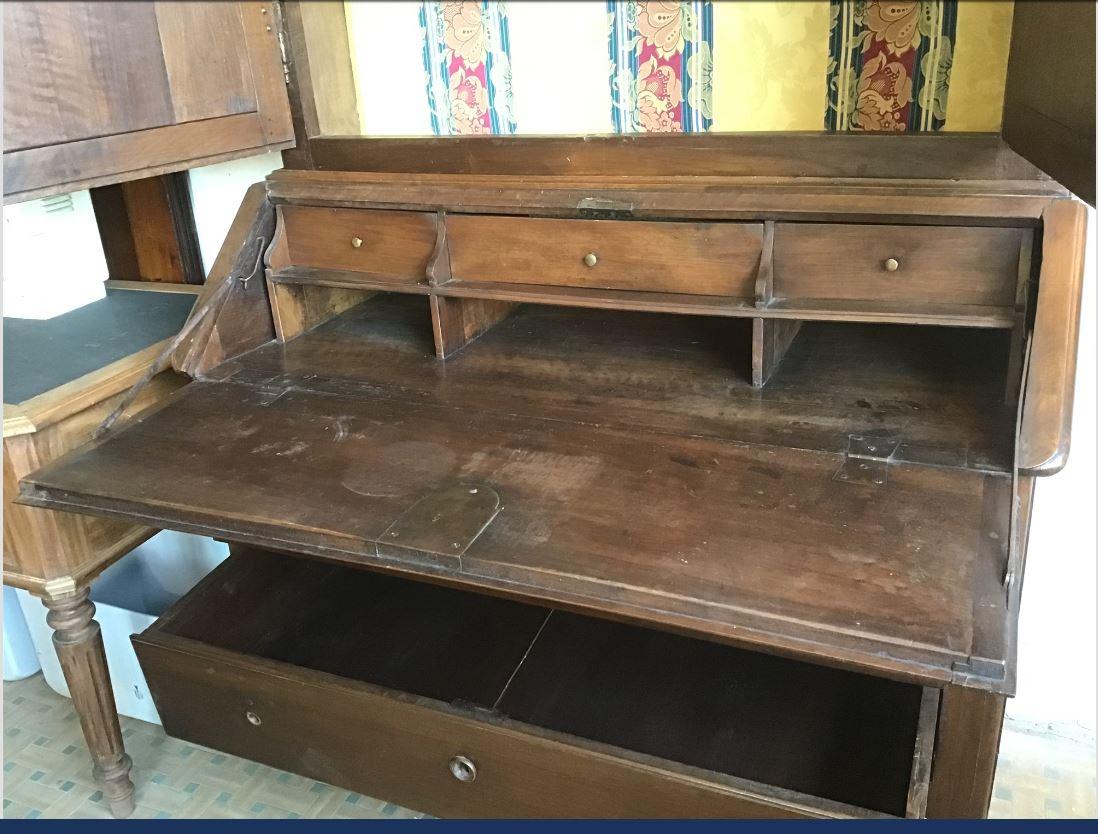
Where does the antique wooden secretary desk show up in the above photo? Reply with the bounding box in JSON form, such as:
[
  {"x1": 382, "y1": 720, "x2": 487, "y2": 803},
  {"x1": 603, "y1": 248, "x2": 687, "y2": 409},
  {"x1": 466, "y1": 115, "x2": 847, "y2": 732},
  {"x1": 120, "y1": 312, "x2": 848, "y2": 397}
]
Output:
[{"x1": 8, "y1": 0, "x2": 1095, "y2": 822}]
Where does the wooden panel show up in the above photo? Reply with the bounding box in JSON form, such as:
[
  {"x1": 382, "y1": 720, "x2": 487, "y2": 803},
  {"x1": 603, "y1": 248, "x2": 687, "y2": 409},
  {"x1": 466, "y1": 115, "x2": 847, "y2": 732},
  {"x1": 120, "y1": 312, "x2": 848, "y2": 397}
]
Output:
[
  {"x1": 267, "y1": 168, "x2": 1064, "y2": 225},
  {"x1": 1002, "y1": 1, "x2": 1096, "y2": 205},
  {"x1": 136, "y1": 632, "x2": 874, "y2": 819},
  {"x1": 280, "y1": 206, "x2": 437, "y2": 283},
  {"x1": 430, "y1": 296, "x2": 516, "y2": 359},
  {"x1": 91, "y1": 174, "x2": 204, "y2": 284},
  {"x1": 5, "y1": 113, "x2": 285, "y2": 204},
  {"x1": 305, "y1": 134, "x2": 1050, "y2": 182},
  {"x1": 21, "y1": 372, "x2": 1014, "y2": 690},
  {"x1": 267, "y1": 282, "x2": 375, "y2": 343},
  {"x1": 225, "y1": 297, "x2": 1016, "y2": 471},
  {"x1": 1018, "y1": 200, "x2": 1088, "y2": 475},
  {"x1": 925, "y1": 685, "x2": 1006, "y2": 818},
  {"x1": 155, "y1": 2, "x2": 254, "y2": 123},
  {"x1": 281, "y1": 0, "x2": 360, "y2": 138},
  {"x1": 134, "y1": 550, "x2": 904, "y2": 818},
  {"x1": 447, "y1": 216, "x2": 763, "y2": 297},
  {"x1": 773, "y1": 224, "x2": 1024, "y2": 308},
  {"x1": 2, "y1": 2, "x2": 173, "y2": 151},
  {"x1": 752, "y1": 318, "x2": 801, "y2": 388},
  {"x1": 496, "y1": 610, "x2": 921, "y2": 815},
  {"x1": 3, "y1": 2, "x2": 293, "y2": 203},
  {"x1": 3, "y1": 371, "x2": 182, "y2": 594},
  {"x1": 172, "y1": 183, "x2": 277, "y2": 377}
]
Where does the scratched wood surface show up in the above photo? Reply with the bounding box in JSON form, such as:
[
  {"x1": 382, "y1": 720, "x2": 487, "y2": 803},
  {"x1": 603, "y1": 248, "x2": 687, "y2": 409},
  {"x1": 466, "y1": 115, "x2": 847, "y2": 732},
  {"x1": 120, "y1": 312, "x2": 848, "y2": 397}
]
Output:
[
  {"x1": 22, "y1": 297, "x2": 1014, "y2": 690},
  {"x1": 224, "y1": 294, "x2": 1016, "y2": 471},
  {"x1": 147, "y1": 548, "x2": 924, "y2": 816}
]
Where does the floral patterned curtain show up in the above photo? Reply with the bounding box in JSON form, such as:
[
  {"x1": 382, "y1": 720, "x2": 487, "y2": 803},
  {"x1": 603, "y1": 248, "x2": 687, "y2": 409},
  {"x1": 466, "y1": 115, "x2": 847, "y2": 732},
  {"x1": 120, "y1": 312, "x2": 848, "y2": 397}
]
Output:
[{"x1": 825, "y1": 1, "x2": 957, "y2": 132}]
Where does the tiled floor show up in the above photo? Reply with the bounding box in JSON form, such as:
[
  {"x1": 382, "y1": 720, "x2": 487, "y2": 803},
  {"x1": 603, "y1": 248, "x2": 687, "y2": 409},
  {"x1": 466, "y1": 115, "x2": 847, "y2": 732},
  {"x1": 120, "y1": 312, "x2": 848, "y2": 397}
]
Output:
[{"x1": 3, "y1": 673, "x2": 1095, "y2": 819}]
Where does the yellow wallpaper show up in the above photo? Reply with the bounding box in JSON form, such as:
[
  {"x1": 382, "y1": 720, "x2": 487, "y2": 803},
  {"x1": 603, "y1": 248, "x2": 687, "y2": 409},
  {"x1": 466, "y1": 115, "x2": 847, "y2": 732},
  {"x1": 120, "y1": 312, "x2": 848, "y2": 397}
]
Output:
[
  {"x1": 712, "y1": 1, "x2": 831, "y2": 132},
  {"x1": 944, "y1": 1, "x2": 1015, "y2": 132}
]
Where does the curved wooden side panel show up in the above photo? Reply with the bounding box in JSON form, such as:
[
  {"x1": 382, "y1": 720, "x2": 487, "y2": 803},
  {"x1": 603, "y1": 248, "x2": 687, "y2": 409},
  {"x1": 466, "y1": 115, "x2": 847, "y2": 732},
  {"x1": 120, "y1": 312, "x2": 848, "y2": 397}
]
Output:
[{"x1": 1017, "y1": 199, "x2": 1088, "y2": 475}]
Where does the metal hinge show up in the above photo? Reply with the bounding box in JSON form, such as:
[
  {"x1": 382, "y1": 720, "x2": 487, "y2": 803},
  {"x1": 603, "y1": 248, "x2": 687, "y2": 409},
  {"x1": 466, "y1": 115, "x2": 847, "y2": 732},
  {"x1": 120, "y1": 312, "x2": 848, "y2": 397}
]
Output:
[
  {"x1": 277, "y1": 29, "x2": 290, "y2": 85},
  {"x1": 833, "y1": 433, "x2": 903, "y2": 487}
]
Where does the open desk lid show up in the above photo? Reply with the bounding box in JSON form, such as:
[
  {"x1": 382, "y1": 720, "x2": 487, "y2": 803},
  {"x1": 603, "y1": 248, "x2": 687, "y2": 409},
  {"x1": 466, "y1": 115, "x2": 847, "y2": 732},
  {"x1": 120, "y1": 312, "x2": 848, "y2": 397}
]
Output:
[{"x1": 18, "y1": 296, "x2": 1019, "y2": 694}]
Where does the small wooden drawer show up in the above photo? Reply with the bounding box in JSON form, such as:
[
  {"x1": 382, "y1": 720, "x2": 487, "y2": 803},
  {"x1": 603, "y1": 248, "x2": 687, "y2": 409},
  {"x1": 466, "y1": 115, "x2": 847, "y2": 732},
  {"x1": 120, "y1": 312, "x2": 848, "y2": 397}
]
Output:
[
  {"x1": 279, "y1": 205, "x2": 437, "y2": 283},
  {"x1": 773, "y1": 223, "x2": 1025, "y2": 308},
  {"x1": 446, "y1": 215, "x2": 764, "y2": 297},
  {"x1": 134, "y1": 548, "x2": 936, "y2": 819}
]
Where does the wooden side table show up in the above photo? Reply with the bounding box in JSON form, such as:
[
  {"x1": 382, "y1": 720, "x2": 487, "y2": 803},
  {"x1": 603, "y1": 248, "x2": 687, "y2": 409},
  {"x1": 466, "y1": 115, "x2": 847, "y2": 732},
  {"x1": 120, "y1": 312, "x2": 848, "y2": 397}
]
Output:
[{"x1": 3, "y1": 285, "x2": 197, "y2": 817}]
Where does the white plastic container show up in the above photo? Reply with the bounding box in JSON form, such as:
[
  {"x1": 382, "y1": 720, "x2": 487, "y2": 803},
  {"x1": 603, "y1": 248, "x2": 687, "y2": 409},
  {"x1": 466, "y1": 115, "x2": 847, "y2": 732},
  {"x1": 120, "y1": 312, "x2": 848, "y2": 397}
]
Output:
[
  {"x1": 17, "y1": 531, "x2": 228, "y2": 725},
  {"x1": 4, "y1": 585, "x2": 42, "y2": 680}
]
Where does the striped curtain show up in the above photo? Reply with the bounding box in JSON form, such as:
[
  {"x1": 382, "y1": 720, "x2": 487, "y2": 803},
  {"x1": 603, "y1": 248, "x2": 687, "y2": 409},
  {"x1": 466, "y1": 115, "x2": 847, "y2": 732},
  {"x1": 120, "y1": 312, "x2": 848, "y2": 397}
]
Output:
[
  {"x1": 347, "y1": 1, "x2": 1005, "y2": 137},
  {"x1": 825, "y1": 1, "x2": 957, "y2": 132},
  {"x1": 608, "y1": 1, "x2": 714, "y2": 133}
]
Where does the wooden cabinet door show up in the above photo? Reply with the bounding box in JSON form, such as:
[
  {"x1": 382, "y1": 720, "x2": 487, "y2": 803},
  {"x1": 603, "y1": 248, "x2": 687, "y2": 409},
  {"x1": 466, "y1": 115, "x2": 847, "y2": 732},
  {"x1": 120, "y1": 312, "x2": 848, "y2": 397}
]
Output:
[
  {"x1": 3, "y1": 1, "x2": 293, "y2": 203},
  {"x1": 1002, "y1": 0, "x2": 1096, "y2": 206}
]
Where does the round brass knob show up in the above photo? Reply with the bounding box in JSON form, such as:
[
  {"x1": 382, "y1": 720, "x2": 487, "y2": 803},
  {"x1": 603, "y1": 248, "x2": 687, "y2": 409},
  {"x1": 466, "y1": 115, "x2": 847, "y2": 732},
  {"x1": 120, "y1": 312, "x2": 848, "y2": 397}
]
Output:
[
  {"x1": 245, "y1": 710, "x2": 262, "y2": 726},
  {"x1": 883, "y1": 257, "x2": 900, "y2": 272},
  {"x1": 351, "y1": 236, "x2": 364, "y2": 249},
  {"x1": 448, "y1": 755, "x2": 477, "y2": 782},
  {"x1": 583, "y1": 252, "x2": 598, "y2": 267}
]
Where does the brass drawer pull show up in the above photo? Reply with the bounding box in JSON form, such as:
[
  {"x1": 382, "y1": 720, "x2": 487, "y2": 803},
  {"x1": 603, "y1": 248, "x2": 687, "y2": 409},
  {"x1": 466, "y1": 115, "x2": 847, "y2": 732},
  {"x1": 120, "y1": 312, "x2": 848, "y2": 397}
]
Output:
[
  {"x1": 883, "y1": 257, "x2": 900, "y2": 272},
  {"x1": 351, "y1": 236, "x2": 364, "y2": 249},
  {"x1": 448, "y1": 755, "x2": 477, "y2": 782},
  {"x1": 583, "y1": 252, "x2": 598, "y2": 267},
  {"x1": 245, "y1": 710, "x2": 262, "y2": 726}
]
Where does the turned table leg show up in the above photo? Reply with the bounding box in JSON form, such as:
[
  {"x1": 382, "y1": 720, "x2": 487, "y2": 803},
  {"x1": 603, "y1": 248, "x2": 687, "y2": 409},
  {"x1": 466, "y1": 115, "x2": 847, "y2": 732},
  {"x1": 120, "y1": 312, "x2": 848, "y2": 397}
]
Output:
[{"x1": 42, "y1": 589, "x2": 136, "y2": 818}]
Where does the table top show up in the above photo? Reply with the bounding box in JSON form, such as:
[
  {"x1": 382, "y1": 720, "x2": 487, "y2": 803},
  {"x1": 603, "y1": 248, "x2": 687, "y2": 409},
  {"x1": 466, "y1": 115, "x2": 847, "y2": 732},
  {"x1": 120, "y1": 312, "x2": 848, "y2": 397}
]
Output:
[{"x1": 3, "y1": 288, "x2": 196, "y2": 406}]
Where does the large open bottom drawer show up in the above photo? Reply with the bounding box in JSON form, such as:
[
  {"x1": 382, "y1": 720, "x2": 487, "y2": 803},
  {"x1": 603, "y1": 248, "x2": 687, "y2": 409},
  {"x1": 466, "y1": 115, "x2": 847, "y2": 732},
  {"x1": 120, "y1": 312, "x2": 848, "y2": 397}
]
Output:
[{"x1": 135, "y1": 547, "x2": 939, "y2": 818}]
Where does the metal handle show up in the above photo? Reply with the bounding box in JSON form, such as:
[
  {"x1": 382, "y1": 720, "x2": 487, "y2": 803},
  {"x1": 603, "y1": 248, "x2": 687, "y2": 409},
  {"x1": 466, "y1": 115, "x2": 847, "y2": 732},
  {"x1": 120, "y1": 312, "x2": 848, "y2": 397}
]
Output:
[
  {"x1": 583, "y1": 252, "x2": 598, "y2": 267},
  {"x1": 448, "y1": 755, "x2": 477, "y2": 782},
  {"x1": 883, "y1": 257, "x2": 900, "y2": 272},
  {"x1": 351, "y1": 236, "x2": 364, "y2": 249}
]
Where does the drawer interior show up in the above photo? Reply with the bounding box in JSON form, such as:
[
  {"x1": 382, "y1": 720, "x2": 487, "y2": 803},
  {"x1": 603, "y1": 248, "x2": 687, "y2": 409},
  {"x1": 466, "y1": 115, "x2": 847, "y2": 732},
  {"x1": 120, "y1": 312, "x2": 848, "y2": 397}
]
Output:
[{"x1": 153, "y1": 549, "x2": 926, "y2": 816}]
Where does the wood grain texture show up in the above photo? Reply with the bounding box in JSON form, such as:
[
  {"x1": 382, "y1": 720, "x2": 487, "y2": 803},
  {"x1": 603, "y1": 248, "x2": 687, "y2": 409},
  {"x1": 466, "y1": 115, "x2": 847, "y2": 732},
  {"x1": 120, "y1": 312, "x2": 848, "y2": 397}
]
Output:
[
  {"x1": 267, "y1": 168, "x2": 1064, "y2": 225},
  {"x1": 3, "y1": 2, "x2": 292, "y2": 203},
  {"x1": 1017, "y1": 200, "x2": 1088, "y2": 475},
  {"x1": 3, "y1": 373, "x2": 181, "y2": 594},
  {"x1": 137, "y1": 631, "x2": 878, "y2": 819},
  {"x1": 267, "y1": 282, "x2": 376, "y2": 343},
  {"x1": 5, "y1": 113, "x2": 288, "y2": 204},
  {"x1": 280, "y1": 0, "x2": 360, "y2": 137},
  {"x1": 752, "y1": 318, "x2": 802, "y2": 388},
  {"x1": 172, "y1": 183, "x2": 277, "y2": 377},
  {"x1": 772, "y1": 223, "x2": 1025, "y2": 308},
  {"x1": 447, "y1": 215, "x2": 763, "y2": 297},
  {"x1": 43, "y1": 590, "x2": 134, "y2": 818},
  {"x1": 925, "y1": 685, "x2": 1006, "y2": 818},
  {"x1": 281, "y1": 206, "x2": 437, "y2": 283},
  {"x1": 155, "y1": 1, "x2": 254, "y2": 123},
  {"x1": 21, "y1": 355, "x2": 1015, "y2": 690},
  {"x1": 91, "y1": 174, "x2": 204, "y2": 284},
  {"x1": 430, "y1": 296, "x2": 516, "y2": 358},
  {"x1": 134, "y1": 549, "x2": 917, "y2": 817},
  {"x1": 306, "y1": 134, "x2": 1051, "y2": 182},
  {"x1": 2, "y1": 1, "x2": 173, "y2": 150},
  {"x1": 1002, "y1": 1, "x2": 1096, "y2": 205}
]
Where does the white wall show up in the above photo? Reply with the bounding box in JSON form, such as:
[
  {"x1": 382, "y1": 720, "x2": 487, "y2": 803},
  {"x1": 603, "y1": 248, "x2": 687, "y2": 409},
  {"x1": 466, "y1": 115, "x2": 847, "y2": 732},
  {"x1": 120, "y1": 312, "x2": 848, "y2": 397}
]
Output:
[
  {"x1": 1009, "y1": 208, "x2": 1096, "y2": 738},
  {"x1": 188, "y1": 151, "x2": 283, "y2": 276},
  {"x1": 1, "y1": 192, "x2": 108, "y2": 319}
]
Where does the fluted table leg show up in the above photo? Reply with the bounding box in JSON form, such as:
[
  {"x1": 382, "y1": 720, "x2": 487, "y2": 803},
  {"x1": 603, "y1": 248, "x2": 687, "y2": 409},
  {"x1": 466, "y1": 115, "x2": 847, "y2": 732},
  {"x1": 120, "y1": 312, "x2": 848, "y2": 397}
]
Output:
[{"x1": 42, "y1": 589, "x2": 136, "y2": 818}]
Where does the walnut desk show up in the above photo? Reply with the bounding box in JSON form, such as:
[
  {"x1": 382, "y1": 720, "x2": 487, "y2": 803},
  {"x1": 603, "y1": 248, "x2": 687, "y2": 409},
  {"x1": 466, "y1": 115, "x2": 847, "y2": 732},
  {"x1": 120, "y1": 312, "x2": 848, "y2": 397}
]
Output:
[{"x1": 18, "y1": 143, "x2": 1087, "y2": 818}]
